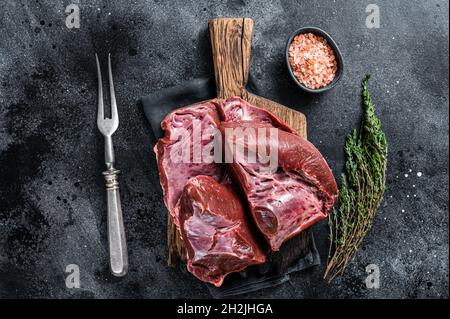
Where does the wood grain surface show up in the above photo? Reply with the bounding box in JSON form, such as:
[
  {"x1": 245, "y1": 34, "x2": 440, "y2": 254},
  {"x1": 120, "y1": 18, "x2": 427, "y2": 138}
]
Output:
[{"x1": 167, "y1": 18, "x2": 307, "y2": 266}]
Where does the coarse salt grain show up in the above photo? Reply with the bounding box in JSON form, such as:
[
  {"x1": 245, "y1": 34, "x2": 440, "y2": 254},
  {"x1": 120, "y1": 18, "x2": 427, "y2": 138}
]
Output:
[{"x1": 288, "y1": 33, "x2": 337, "y2": 89}]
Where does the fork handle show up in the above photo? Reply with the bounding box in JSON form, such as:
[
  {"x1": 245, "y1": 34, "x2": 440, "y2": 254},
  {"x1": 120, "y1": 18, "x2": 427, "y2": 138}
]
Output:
[{"x1": 103, "y1": 168, "x2": 128, "y2": 277}]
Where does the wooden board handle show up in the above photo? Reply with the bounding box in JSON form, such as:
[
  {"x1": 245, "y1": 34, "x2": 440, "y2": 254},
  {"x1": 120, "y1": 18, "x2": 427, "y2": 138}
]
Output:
[{"x1": 209, "y1": 18, "x2": 253, "y2": 98}]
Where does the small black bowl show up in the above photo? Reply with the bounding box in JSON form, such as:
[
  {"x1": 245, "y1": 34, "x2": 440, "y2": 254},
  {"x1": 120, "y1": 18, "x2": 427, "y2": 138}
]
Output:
[{"x1": 285, "y1": 27, "x2": 344, "y2": 93}]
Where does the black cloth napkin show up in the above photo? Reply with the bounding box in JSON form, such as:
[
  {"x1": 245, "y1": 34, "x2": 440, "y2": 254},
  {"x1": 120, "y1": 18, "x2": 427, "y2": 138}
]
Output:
[{"x1": 140, "y1": 76, "x2": 321, "y2": 297}]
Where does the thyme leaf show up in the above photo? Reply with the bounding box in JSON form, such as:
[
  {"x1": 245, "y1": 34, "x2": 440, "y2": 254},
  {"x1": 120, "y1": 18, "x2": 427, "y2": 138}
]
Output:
[{"x1": 324, "y1": 75, "x2": 388, "y2": 282}]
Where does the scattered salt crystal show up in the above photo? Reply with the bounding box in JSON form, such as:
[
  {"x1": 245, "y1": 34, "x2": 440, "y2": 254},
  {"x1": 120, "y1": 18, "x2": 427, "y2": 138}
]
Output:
[
  {"x1": 409, "y1": 169, "x2": 412, "y2": 173},
  {"x1": 401, "y1": 209, "x2": 405, "y2": 213},
  {"x1": 396, "y1": 80, "x2": 400, "y2": 84},
  {"x1": 407, "y1": 195, "x2": 410, "y2": 198},
  {"x1": 413, "y1": 194, "x2": 417, "y2": 197},
  {"x1": 409, "y1": 249, "x2": 412, "y2": 253},
  {"x1": 405, "y1": 174, "x2": 409, "y2": 178},
  {"x1": 413, "y1": 184, "x2": 416, "y2": 187},
  {"x1": 417, "y1": 172, "x2": 423, "y2": 177}
]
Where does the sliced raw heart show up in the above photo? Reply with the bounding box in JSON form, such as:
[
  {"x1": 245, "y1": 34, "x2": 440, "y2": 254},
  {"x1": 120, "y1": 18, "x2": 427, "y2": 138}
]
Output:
[
  {"x1": 154, "y1": 100, "x2": 224, "y2": 227},
  {"x1": 220, "y1": 121, "x2": 338, "y2": 251},
  {"x1": 178, "y1": 175, "x2": 266, "y2": 287}
]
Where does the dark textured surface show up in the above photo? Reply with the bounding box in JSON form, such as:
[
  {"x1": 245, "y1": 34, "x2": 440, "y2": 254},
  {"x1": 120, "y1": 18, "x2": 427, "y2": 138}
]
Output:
[{"x1": 0, "y1": 0, "x2": 448, "y2": 298}]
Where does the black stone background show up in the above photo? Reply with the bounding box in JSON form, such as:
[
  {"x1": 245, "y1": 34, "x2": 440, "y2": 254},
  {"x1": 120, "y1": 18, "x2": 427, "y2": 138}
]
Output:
[{"x1": 0, "y1": 0, "x2": 448, "y2": 298}]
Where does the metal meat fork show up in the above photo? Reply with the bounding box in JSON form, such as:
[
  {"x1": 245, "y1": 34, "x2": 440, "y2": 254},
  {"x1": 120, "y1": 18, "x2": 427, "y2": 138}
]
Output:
[{"x1": 95, "y1": 53, "x2": 128, "y2": 277}]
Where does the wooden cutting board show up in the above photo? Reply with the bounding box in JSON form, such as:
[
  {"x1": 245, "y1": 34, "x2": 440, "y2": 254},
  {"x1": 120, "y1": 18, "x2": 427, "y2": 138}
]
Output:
[{"x1": 167, "y1": 17, "x2": 307, "y2": 266}]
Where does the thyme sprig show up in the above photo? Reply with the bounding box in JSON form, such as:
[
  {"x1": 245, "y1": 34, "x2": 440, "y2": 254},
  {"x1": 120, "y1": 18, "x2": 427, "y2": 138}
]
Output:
[{"x1": 324, "y1": 75, "x2": 388, "y2": 282}]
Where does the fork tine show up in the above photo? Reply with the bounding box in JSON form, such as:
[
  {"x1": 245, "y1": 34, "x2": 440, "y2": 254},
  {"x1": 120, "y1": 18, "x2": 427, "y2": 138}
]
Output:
[
  {"x1": 95, "y1": 53, "x2": 104, "y2": 120},
  {"x1": 108, "y1": 53, "x2": 118, "y2": 122}
]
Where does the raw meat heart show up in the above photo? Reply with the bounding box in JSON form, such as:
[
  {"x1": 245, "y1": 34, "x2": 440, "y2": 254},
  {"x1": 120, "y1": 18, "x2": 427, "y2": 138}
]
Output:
[
  {"x1": 220, "y1": 121, "x2": 338, "y2": 251},
  {"x1": 154, "y1": 100, "x2": 223, "y2": 227},
  {"x1": 154, "y1": 97, "x2": 338, "y2": 285},
  {"x1": 178, "y1": 176, "x2": 266, "y2": 287}
]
